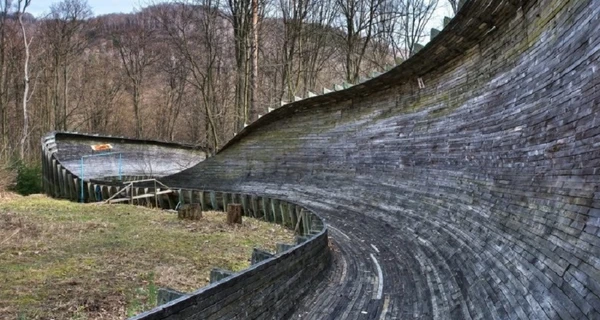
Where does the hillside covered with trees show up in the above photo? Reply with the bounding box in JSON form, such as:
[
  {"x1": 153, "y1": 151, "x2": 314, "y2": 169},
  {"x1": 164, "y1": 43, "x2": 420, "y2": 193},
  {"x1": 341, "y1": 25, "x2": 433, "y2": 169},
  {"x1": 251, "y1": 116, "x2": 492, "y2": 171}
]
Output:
[{"x1": 0, "y1": 0, "x2": 450, "y2": 169}]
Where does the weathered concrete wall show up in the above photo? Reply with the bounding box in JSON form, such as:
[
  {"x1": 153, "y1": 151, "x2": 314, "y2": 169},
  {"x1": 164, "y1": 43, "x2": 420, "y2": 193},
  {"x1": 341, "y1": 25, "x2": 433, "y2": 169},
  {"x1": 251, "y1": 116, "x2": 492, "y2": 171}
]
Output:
[
  {"x1": 161, "y1": 0, "x2": 600, "y2": 318},
  {"x1": 131, "y1": 201, "x2": 329, "y2": 320}
]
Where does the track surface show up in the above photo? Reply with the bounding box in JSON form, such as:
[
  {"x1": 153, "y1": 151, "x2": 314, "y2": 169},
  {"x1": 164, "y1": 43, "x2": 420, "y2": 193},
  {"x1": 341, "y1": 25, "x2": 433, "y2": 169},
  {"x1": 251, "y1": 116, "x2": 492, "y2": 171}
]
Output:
[
  {"x1": 51, "y1": 132, "x2": 206, "y2": 180},
  {"x1": 159, "y1": 0, "x2": 600, "y2": 319}
]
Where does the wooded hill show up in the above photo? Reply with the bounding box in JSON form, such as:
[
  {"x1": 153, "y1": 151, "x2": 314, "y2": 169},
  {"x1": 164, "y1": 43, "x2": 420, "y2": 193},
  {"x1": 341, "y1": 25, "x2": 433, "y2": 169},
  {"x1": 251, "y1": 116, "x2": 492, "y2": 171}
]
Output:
[{"x1": 0, "y1": 0, "x2": 444, "y2": 161}]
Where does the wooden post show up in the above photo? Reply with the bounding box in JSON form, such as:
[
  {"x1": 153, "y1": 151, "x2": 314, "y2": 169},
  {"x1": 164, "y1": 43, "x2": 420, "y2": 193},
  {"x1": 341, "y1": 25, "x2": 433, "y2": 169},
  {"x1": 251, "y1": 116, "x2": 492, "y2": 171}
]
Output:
[
  {"x1": 87, "y1": 183, "x2": 94, "y2": 202},
  {"x1": 154, "y1": 180, "x2": 158, "y2": 208},
  {"x1": 289, "y1": 204, "x2": 297, "y2": 228},
  {"x1": 227, "y1": 204, "x2": 242, "y2": 225},
  {"x1": 144, "y1": 188, "x2": 150, "y2": 207},
  {"x1": 129, "y1": 185, "x2": 133, "y2": 205}
]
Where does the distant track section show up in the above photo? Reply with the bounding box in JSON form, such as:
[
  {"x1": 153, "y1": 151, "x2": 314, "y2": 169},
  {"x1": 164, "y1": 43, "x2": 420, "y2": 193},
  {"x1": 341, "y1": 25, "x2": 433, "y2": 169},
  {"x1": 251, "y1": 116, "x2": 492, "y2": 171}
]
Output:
[{"x1": 41, "y1": 131, "x2": 206, "y2": 202}]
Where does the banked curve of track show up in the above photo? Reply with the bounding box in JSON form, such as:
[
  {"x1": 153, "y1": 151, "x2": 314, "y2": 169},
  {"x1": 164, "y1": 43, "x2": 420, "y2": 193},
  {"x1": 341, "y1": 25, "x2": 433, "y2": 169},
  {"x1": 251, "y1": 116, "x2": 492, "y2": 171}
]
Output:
[{"x1": 160, "y1": 0, "x2": 600, "y2": 318}]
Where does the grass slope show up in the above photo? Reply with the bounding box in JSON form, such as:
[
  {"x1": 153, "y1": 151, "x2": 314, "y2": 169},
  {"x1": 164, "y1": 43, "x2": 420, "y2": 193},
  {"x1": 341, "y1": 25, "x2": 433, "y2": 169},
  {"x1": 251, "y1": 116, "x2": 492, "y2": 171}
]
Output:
[{"x1": 0, "y1": 195, "x2": 294, "y2": 319}]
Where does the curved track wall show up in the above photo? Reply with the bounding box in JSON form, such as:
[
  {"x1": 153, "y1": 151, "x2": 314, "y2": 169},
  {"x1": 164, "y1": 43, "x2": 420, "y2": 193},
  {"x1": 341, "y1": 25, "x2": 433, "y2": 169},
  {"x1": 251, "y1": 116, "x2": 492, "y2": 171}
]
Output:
[{"x1": 162, "y1": 0, "x2": 600, "y2": 318}]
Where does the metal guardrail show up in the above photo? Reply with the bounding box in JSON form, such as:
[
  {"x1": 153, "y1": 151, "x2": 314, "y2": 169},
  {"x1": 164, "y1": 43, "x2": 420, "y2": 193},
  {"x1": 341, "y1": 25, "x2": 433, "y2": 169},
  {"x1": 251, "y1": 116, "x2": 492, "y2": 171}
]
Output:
[{"x1": 104, "y1": 178, "x2": 172, "y2": 205}]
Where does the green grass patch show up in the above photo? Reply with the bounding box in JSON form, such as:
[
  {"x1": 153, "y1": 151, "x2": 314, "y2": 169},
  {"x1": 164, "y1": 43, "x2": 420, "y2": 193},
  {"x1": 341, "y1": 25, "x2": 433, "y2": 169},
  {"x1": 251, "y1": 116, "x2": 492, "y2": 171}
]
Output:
[{"x1": 0, "y1": 195, "x2": 295, "y2": 319}]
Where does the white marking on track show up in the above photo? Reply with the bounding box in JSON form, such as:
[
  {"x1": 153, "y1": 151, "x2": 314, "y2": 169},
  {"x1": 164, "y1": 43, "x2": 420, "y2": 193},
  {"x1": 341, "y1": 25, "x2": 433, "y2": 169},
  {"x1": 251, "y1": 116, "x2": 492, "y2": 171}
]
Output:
[
  {"x1": 370, "y1": 253, "x2": 384, "y2": 300},
  {"x1": 379, "y1": 295, "x2": 390, "y2": 320},
  {"x1": 371, "y1": 244, "x2": 380, "y2": 253},
  {"x1": 328, "y1": 225, "x2": 351, "y2": 240},
  {"x1": 339, "y1": 255, "x2": 348, "y2": 284}
]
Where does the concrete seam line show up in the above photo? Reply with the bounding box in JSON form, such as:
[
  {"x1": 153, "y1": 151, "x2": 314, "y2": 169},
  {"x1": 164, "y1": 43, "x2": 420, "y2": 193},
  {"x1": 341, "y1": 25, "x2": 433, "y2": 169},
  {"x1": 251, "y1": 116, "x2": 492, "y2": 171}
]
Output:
[
  {"x1": 370, "y1": 253, "x2": 384, "y2": 300},
  {"x1": 379, "y1": 295, "x2": 390, "y2": 320},
  {"x1": 371, "y1": 244, "x2": 380, "y2": 253},
  {"x1": 328, "y1": 225, "x2": 351, "y2": 240}
]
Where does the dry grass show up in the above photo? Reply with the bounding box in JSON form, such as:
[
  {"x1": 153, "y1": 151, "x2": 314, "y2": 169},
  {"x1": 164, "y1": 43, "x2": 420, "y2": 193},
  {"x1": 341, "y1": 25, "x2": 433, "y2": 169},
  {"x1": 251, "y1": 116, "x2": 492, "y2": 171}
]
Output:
[
  {"x1": 0, "y1": 191, "x2": 21, "y2": 202},
  {"x1": 0, "y1": 195, "x2": 295, "y2": 320}
]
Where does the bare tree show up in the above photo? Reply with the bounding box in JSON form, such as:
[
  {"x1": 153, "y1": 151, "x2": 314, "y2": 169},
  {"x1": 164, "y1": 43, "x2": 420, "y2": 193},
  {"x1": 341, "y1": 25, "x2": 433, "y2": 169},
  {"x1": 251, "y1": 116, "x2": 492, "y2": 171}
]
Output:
[
  {"x1": 112, "y1": 13, "x2": 158, "y2": 138},
  {"x1": 299, "y1": 0, "x2": 340, "y2": 91},
  {"x1": 250, "y1": 0, "x2": 259, "y2": 122},
  {"x1": 396, "y1": 0, "x2": 438, "y2": 59},
  {"x1": 42, "y1": 0, "x2": 92, "y2": 131},
  {"x1": 447, "y1": 0, "x2": 457, "y2": 14},
  {"x1": 79, "y1": 53, "x2": 123, "y2": 133},
  {"x1": 17, "y1": 0, "x2": 31, "y2": 159},
  {"x1": 0, "y1": 0, "x2": 11, "y2": 155},
  {"x1": 336, "y1": 0, "x2": 385, "y2": 82},
  {"x1": 277, "y1": 0, "x2": 310, "y2": 101},
  {"x1": 156, "y1": 50, "x2": 188, "y2": 141},
  {"x1": 226, "y1": 0, "x2": 252, "y2": 130},
  {"x1": 153, "y1": 1, "x2": 230, "y2": 152}
]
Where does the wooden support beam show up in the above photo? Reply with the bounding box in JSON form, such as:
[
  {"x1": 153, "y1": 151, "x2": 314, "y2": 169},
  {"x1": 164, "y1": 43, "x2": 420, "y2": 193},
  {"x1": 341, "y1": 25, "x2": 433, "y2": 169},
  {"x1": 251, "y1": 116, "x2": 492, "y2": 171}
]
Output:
[
  {"x1": 289, "y1": 204, "x2": 297, "y2": 229},
  {"x1": 66, "y1": 173, "x2": 76, "y2": 201},
  {"x1": 241, "y1": 194, "x2": 249, "y2": 216},
  {"x1": 251, "y1": 248, "x2": 273, "y2": 265},
  {"x1": 222, "y1": 192, "x2": 229, "y2": 212},
  {"x1": 271, "y1": 199, "x2": 281, "y2": 223},
  {"x1": 157, "y1": 189, "x2": 165, "y2": 208},
  {"x1": 261, "y1": 197, "x2": 270, "y2": 221},
  {"x1": 210, "y1": 191, "x2": 217, "y2": 210},
  {"x1": 251, "y1": 195, "x2": 259, "y2": 218},
  {"x1": 186, "y1": 190, "x2": 193, "y2": 205},
  {"x1": 199, "y1": 191, "x2": 207, "y2": 210},
  {"x1": 51, "y1": 159, "x2": 59, "y2": 198},
  {"x1": 87, "y1": 183, "x2": 94, "y2": 203}
]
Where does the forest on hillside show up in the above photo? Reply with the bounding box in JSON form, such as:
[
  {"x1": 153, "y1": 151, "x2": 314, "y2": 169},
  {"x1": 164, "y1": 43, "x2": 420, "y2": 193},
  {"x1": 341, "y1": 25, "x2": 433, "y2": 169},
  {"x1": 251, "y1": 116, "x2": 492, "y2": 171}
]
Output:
[{"x1": 0, "y1": 0, "x2": 456, "y2": 164}]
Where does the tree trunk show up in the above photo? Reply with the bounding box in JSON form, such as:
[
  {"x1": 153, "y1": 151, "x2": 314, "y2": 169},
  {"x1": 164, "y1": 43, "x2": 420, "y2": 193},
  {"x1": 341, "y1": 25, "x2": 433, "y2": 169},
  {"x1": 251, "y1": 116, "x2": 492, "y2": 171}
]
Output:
[
  {"x1": 63, "y1": 65, "x2": 68, "y2": 130},
  {"x1": 250, "y1": 0, "x2": 259, "y2": 122},
  {"x1": 133, "y1": 85, "x2": 142, "y2": 138},
  {"x1": 18, "y1": 4, "x2": 30, "y2": 160}
]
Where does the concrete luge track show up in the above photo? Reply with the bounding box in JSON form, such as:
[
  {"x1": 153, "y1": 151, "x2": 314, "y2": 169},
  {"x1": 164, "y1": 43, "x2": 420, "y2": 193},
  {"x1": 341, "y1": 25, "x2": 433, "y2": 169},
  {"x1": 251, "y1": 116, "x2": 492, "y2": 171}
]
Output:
[
  {"x1": 41, "y1": 0, "x2": 600, "y2": 318},
  {"x1": 158, "y1": 0, "x2": 600, "y2": 318}
]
